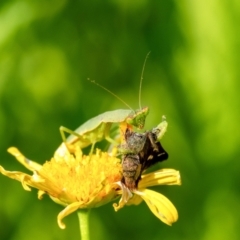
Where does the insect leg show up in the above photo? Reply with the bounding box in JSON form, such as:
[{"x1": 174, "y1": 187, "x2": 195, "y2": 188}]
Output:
[
  {"x1": 59, "y1": 126, "x2": 83, "y2": 143},
  {"x1": 104, "y1": 123, "x2": 122, "y2": 146},
  {"x1": 152, "y1": 116, "x2": 168, "y2": 141},
  {"x1": 147, "y1": 132, "x2": 159, "y2": 152}
]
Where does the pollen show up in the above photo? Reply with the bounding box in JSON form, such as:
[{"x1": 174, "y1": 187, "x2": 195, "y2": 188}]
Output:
[{"x1": 40, "y1": 147, "x2": 122, "y2": 205}]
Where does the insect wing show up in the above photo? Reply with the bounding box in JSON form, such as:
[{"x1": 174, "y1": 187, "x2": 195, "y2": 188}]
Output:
[
  {"x1": 141, "y1": 137, "x2": 168, "y2": 171},
  {"x1": 66, "y1": 109, "x2": 133, "y2": 144}
]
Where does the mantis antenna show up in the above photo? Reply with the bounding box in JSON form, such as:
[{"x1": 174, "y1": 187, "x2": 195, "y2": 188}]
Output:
[
  {"x1": 138, "y1": 51, "x2": 151, "y2": 110},
  {"x1": 88, "y1": 52, "x2": 150, "y2": 112},
  {"x1": 87, "y1": 78, "x2": 134, "y2": 111}
]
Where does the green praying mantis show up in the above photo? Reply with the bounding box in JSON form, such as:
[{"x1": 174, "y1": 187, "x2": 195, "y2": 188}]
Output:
[
  {"x1": 55, "y1": 53, "x2": 162, "y2": 157},
  {"x1": 55, "y1": 107, "x2": 149, "y2": 156}
]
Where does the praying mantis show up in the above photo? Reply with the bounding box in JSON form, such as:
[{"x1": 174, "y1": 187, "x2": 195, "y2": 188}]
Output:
[
  {"x1": 55, "y1": 107, "x2": 149, "y2": 156},
  {"x1": 55, "y1": 53, "x2": 151, "y2": 157}
]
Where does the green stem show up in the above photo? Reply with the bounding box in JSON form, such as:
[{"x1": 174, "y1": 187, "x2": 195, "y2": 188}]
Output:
[{"x1": 77, "y1": 209, "x2": 91, "y2": 240}]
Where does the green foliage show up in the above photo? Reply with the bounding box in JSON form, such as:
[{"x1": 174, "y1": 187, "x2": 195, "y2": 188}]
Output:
[{"x1": 0, "y1": 0, "x2": 240, "y2": 239}]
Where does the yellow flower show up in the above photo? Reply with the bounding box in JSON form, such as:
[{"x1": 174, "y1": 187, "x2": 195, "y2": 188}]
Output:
[
  {"x1": 114, "y1": 168, "x2": 181, "y2": 226},
  {"x1": 0, "y1": 144, "x2": 181, "y2": 228},
  {"x1": 0, "y1": 145, "x2": 122, "y2": 229}
]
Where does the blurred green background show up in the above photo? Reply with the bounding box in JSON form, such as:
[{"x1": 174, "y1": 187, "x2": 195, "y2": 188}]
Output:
[{"x1": 0, "y1": 0, "x2": 240, "y2": 239}]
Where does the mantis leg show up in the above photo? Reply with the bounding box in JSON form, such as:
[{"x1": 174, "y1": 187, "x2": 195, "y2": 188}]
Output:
[
  {"x1": 105, "y1": 135, "x2": 119, "y2": 145},
  {"x1": 89, "y1": 142, "x2": 96, "y2": 155},
  {"x1": 101, "y1": 123, "x2": 120, "y2": 147},
  {"x1": 60, "y1": 126, "x2": 83, "y2": 143},
  {"x1": 60, "y1": 126, "x2": 97, "y2": 155}
]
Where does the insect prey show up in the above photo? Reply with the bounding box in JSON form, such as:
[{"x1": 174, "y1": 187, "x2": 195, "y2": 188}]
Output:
[{"x1": 120, "y1": 124, "x2": 168, "y2": 190}]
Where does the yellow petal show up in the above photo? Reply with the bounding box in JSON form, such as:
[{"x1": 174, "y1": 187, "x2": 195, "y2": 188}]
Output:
[
  {"x1": 137, "y1": 189, "x2": 178, "y2": 225},
  {"x1": 139, "y1": 169, "x2": 181, "y2": 189},
  {"x1": 126, "y1": 194, "x2": 143, "y2": 206},
  {"x1": 57, "y1": 202, "x2": 84, "y2": 229},
  {"x1": 7, "y1": 147, "x2": 42, "y2": 171},
  {"x1": 113, "y1": 181, "x2": 133, "y2": 211},
  {"x1": 0, "y1": 166, "x2": 32, "y2": 191}
]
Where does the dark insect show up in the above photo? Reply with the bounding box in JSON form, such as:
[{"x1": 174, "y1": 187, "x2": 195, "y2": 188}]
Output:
[{"x1": 120, "y1": 128, "x2": 168, "y2": 190}]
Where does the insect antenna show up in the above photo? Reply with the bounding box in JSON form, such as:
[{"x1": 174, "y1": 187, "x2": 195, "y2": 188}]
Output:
[
  {"x1": 138, "y1": 51, "x2": 151, "y2": 110},
  {"x1": 87, "y1": 78, "x2": 133, "y2": 111}
]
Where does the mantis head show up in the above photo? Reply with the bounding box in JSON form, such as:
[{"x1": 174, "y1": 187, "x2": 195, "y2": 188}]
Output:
[{"x1": 126, "y1": 107, "x2": 149, "y2": 129}]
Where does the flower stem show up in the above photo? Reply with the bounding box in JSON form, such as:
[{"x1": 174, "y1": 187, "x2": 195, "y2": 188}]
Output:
[{"x1": 77, "y1": 209, "x2": 91, "y2": 240}]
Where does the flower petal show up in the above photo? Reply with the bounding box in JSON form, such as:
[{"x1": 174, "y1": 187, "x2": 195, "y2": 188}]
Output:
[
  {"x1": 7, "y1": 147, "x2": 42, "y2": 171},
  {"x1": 112, "y1": 181, "x2": 133, "y2": 211},
  {"x1": 57, "y1": 201, "x2": 84, "y2": 229},
  {"x1": 139, "y1": 169, "x2": 181, "y2": 189},
  {"x1": 136, "y1": 189, "x2": 178, "y2": 225},
  {"x1": 126, "y1": 194, "x2": 143, "y2": 206},
  {"x1": 0, "y1": 166, "x2": 33, "y2": 191}
]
